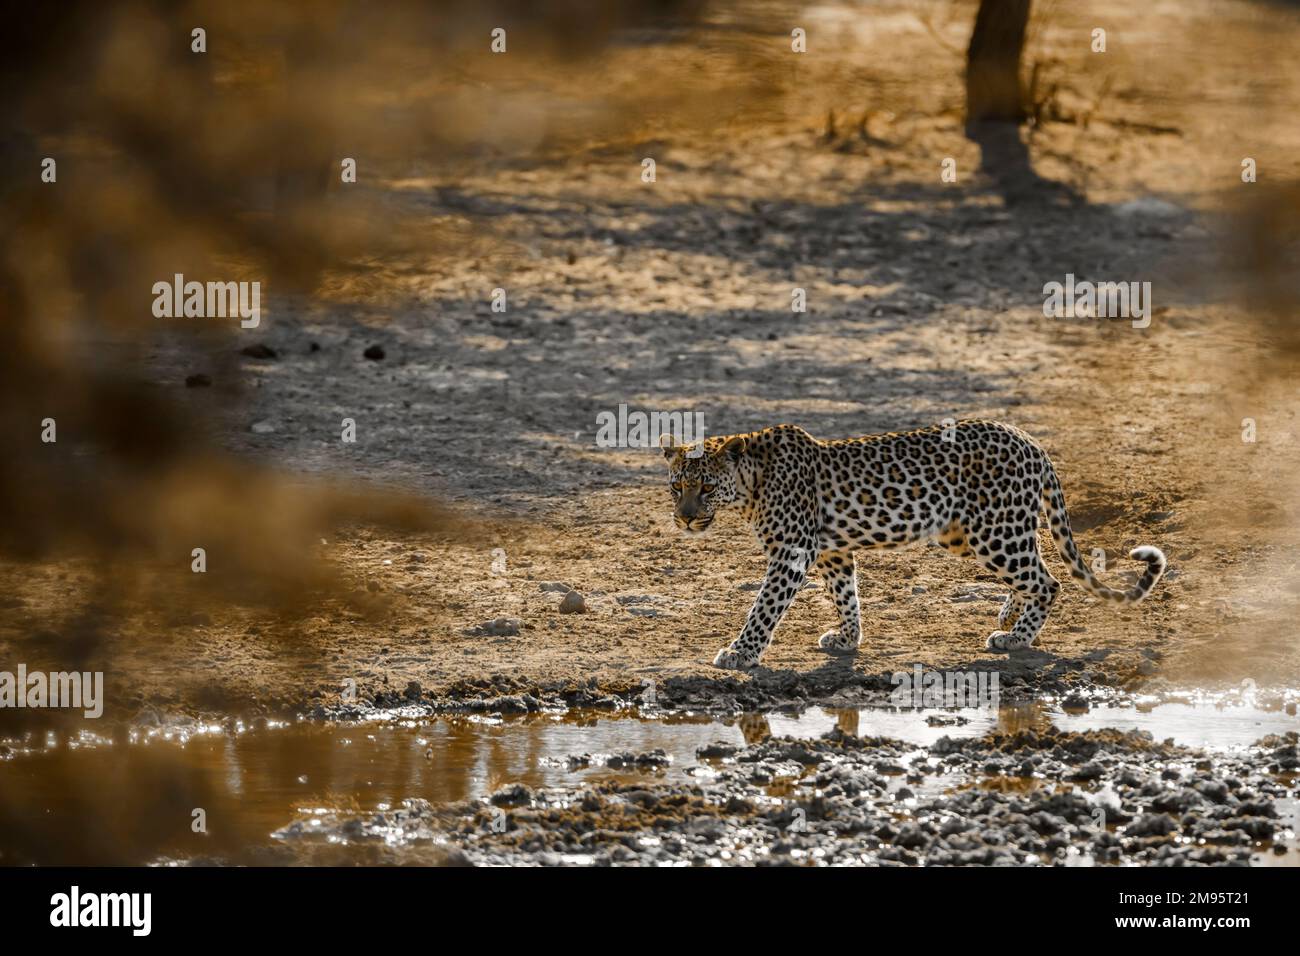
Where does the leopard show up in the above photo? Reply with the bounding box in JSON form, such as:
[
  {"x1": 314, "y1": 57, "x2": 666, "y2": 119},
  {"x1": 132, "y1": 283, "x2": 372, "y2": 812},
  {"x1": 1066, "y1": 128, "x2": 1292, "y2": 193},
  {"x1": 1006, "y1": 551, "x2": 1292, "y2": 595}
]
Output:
[{"x1": 662, "y1": 421, "x2": 1166, "y2": 669}]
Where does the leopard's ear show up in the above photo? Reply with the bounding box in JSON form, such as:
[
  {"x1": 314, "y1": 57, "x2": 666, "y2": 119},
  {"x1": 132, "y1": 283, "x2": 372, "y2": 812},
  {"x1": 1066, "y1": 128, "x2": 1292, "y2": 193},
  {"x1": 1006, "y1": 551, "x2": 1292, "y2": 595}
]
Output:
[
  {"x1": 719, "y1": 435, "x2": 747, "y2": 462},
  {"x1": 660, "y1": 433, "x2": 678, "y2": 462}
]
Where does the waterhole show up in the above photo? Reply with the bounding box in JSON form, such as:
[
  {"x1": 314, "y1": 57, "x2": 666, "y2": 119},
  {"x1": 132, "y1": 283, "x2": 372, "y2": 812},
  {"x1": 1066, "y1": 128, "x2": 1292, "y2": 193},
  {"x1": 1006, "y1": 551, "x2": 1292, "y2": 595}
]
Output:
[{"x1": 1, "y1": 692, "x2": 1295, "y2": 865}]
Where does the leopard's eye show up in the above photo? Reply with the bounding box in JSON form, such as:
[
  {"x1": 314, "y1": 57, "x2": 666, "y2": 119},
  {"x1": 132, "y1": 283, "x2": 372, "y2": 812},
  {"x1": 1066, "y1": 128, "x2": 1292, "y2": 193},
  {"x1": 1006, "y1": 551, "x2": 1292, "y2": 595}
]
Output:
[
  {"x1": 701, "y1": 483, "x2": 716, "y2": 494},
  {"x1": 671, "y1": 481, "x2": 683, "y2": 492}
]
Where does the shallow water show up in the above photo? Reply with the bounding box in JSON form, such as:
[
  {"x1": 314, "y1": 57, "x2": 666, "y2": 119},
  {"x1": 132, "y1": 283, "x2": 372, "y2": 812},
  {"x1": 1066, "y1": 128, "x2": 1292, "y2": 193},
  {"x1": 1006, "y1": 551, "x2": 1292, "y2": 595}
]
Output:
[
  {"x1": 0, "y1": 693, "x2": 1295, "y2": 865},
  {"x1": 769, "y1": 695, "x2": 1300, "y2": 751}
]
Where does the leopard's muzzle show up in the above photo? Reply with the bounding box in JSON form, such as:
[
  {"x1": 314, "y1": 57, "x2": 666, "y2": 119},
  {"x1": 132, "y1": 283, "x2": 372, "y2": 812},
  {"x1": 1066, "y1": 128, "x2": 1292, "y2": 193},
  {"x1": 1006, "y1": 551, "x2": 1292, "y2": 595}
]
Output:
[{"x1": 675, "y1": 514, "x2": 714, "y2": 534}]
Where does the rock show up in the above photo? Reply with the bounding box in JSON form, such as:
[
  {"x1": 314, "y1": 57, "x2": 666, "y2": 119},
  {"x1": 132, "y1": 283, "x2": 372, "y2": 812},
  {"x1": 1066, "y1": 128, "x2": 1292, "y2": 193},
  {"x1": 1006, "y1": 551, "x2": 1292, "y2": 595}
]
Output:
[
  {"x1": 1061, "y1": 693, "x2": 1089, "y2": 712},
  {"x1": 1194, "y1": 779, "x2": 1230, "y2": 804},
  {"x1": 363, "y1": 344, "x2": 385, "y2": 360},
  {"x1": 404, "y1": 681, "x2": 422, "y2": 701},
  {"x1": 185, "y1": 373, "x2": 212, "y2": 387},
  {"x1": 250, "y1": 420, "x2": 276, "y2": 434},
  {"x1": 558, "y1": 590, "x2": 587, "y2": 614},
  {"x1": 1113, "y1": 197, "x2": 1184, "y2": 219},
  {"x1": 472, "y1": 617, "x2": 520, "y2": 637},
  {"x1": 1126, "y1": 813, "x2": 1178, "y2": 837},
  {"x1": 606, "y1": 749, "x2": 671, "y2": 770},
  {"x1": 483, "y1": 693, "x2": 541, "y2": 714},
  {"x1": 538, "y1": 582, "x2": 571, "y2": 593},
  {"x1": 696, "y1": 742, "x2": 739, "y2": 759},
  {"x1": 240, "y1": 343, "x2": 277, "y2": 359},
  {"x1": 489, "y1": 783, "x2": 532, "y2": 808}
]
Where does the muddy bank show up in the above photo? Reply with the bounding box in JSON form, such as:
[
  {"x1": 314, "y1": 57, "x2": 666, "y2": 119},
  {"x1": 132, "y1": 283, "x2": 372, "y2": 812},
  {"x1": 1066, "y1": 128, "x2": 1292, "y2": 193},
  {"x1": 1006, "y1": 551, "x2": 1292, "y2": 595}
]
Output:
[{"x1": 317, "y1": 652, "x2": 1152, "y2": 720}]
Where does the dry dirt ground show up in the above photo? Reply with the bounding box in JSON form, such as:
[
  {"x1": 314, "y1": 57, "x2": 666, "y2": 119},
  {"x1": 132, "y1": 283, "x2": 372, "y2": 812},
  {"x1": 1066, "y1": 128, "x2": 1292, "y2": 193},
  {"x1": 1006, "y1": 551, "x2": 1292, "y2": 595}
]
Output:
[{"x1": 4, "y1": 0, "x2": 1300, "y2": 720}]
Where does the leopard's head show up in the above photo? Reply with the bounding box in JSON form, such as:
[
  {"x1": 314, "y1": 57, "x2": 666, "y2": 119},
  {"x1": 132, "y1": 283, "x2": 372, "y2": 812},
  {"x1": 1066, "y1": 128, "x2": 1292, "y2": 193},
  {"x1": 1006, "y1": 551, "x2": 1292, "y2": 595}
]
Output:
[{"x1": 662, "y1": 434, "x2": 747, "y2": 534}]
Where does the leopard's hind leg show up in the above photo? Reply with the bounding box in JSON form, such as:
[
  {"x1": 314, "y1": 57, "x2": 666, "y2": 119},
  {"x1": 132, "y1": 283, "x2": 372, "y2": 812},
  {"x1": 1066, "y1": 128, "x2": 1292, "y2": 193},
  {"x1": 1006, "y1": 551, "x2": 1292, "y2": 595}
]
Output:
[
  {"x1": 814, "y1": 550, "x2": 861, "y2": 651},
  {"x1": 962, "y1": 518, "x2": 1059, "y2": 650}
]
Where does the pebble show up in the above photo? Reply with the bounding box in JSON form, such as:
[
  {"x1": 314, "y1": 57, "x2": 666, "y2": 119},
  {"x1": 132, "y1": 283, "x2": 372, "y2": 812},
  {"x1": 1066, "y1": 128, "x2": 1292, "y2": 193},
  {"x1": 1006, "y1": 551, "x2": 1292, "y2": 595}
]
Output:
[{"x1": 559, "y1": 590, "x2": 587, "y2": 614}]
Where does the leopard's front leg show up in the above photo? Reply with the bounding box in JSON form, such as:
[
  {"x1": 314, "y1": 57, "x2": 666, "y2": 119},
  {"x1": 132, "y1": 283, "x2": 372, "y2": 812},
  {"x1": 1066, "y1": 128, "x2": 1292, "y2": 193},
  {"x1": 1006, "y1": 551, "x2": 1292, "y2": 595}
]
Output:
[{"x1": 714, "y1": 545, "x2": 814, "y2": 669}]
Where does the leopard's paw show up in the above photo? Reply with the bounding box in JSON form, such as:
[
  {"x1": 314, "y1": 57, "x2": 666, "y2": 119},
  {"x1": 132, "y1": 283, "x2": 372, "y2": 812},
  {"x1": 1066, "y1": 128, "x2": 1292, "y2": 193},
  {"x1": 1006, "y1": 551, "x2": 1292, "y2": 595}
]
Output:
[
  {"x1": 818, "y1": 630, "x2": 859, "y2": 651},
  {"x1": 713, "y1": 647, "x2": 759, "y2": 670},
  {"x1": 985, "y1": 630, "x2": 1012, "y2": 651}
]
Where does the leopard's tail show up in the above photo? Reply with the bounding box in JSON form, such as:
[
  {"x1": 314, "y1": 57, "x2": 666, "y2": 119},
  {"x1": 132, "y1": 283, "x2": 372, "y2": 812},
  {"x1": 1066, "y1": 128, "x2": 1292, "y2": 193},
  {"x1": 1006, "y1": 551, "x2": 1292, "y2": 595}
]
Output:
[{"x1": 1041, "y1": 461, "x2": 1166, "y2": 604}]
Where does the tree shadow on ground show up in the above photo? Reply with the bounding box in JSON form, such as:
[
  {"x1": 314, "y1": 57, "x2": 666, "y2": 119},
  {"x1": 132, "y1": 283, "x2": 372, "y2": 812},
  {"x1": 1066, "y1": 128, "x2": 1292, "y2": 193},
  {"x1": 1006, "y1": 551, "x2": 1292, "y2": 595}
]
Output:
[{"x1": 232, "y1": 163, "x2": 1174, "y2": 509}]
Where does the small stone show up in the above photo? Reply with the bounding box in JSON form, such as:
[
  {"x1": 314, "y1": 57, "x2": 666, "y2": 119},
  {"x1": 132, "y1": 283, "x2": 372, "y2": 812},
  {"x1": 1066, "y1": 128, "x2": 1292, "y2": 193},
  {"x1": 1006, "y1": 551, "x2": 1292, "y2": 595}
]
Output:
[
  {"x1": 363, "y1": 344, "x2": 385, "y2": 360},
  {"x1": 250, "y1": 420, "x2": 276, "y2": 434},
  {"x1": 404, "y1": 681, "x2": 422, "y2": 701},
  {"x1": 1114, "y1": 197, "x2": 1184, "y2": 219},
  {"x1": 559, "y1": 590, "x2": 587, "y2": 614},
  {"x1": 475, "y1": 617, "x2": 520, "y2": 637},
  {"x1": 240, "y1": 343, "x2": 277, "y2": 359},
  {"x1": 489, "y1": 783, "x2": 532, "y2": 808}
]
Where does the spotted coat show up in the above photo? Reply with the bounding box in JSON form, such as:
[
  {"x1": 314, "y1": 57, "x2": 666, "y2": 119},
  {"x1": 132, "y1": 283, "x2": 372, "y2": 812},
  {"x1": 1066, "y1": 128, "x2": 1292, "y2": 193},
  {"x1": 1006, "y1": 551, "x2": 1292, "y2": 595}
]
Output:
[{"x1": 664, "y1": 421, "x2": 1166, "y2": 669}]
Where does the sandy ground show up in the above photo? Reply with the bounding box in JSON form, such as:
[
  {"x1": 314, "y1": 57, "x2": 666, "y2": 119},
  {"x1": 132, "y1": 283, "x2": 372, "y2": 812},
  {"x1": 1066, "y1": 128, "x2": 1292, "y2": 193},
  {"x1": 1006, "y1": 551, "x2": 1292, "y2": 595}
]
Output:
[{"x1": 3, "y1": 0, "x2": 1300, "y2": 722}]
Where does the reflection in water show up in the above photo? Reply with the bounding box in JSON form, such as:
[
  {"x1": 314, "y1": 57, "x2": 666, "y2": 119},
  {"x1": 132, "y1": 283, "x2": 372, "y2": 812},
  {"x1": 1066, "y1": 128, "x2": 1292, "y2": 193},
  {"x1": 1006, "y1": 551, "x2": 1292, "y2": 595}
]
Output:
[
  {"x1": 737, "y1": 713, "x2": 772, "y2": 744},
  {"x1": 0, "y1": 695, "x2": 1295, "y2": 865},
  {"x1": 0, "y1": 711, "x2": 736, "y2": 865}
]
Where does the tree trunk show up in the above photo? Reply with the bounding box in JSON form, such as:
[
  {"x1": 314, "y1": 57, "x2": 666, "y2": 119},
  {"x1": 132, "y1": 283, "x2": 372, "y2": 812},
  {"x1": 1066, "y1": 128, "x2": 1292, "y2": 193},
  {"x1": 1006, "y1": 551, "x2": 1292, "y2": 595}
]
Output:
[{"x1": 966, "y1": 0, "x2": 1031, "y2": 129}]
